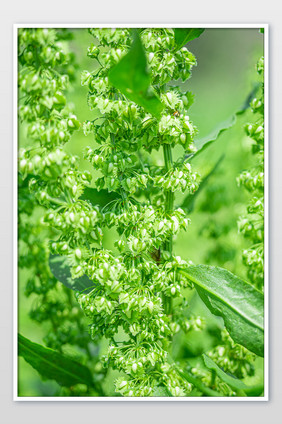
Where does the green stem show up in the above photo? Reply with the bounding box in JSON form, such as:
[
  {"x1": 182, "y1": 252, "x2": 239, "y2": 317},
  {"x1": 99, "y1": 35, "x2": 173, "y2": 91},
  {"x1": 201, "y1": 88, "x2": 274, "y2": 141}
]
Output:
[
  {"x1": 162, "y1": 143, "x2": 174, "y2": 315},
  {"x1": 163, "y1": 143, "x2": 174, "y2": 252}
]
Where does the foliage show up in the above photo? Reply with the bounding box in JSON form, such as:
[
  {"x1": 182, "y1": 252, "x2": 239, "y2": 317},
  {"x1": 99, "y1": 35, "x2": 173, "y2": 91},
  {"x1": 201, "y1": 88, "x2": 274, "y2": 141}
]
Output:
[
  {"x1": 18, "y1": 27, "x2": 265, "y2": 398},
  {"x1": 180, "y1": 265, "x2": 264, "y2": 357},
  {"x1": 18, "y1": 334, "x2": 94, "y2": 388}
]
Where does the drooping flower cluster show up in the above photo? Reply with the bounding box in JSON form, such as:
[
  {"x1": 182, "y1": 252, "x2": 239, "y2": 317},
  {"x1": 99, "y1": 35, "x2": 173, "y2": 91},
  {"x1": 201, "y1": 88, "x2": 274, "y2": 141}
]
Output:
[
  {"x1": 77, "y1": 28, "x2": 202, "y2": 396},
  {"x1": 17, "y1": 29, "x2": 102, "y2": 376},
  {"x1": 237, "y1": 56, "x2": 264, "y2": 290}
]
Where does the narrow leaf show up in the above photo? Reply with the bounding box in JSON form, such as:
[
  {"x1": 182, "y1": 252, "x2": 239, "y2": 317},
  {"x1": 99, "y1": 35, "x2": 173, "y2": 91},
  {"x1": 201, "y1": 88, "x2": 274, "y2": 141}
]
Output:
[
  {"x1": 108, "y1": 30, "x2": 164, "y2": 118},
  {"x1": 203, "y1": 354, "x2": 248, "y2": 391},
  {"x1": 181, "y1": 155, "x2": 225, "y2": 213},
  {"x1": 174, "y1": 28, "x2": 205, "y2": 50},
  {"x1": 202, "y1": 354, "x2": 264, "y2": 396},
  {"x1": 176, "y1": 367, "x2": 222, "y2": 397},
  {"x1": 188, "y1": 84, "x2": 260, "y2": 161},
  {"x1": 194, "y1": 114, "x2": 237, "y2": 154},
  {"x1": 18, "y1": 334, "x2": 94, "y2": 387},
  {"x1": 80, "y1": 187, "x2": 119, "y2": 209},
  {"x1": 49, "y1": 254, "x2": 94, "y2": 292},
  {"x1": 180, "y1": 265, "x2": 264, "y2": 356}
]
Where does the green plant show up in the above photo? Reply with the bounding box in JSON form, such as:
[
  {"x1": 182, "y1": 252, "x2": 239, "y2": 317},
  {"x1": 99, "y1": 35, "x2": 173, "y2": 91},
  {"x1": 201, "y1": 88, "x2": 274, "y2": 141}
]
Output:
[
  {"x1": 18, "y1": 28, "x2": 105, "y2": 396},
  {"x1": 237, "y1": 56, "x2": 264, "y2": 291},
  {"x1": 18, "y1": 27, "x2": 265, "y2": 398}
]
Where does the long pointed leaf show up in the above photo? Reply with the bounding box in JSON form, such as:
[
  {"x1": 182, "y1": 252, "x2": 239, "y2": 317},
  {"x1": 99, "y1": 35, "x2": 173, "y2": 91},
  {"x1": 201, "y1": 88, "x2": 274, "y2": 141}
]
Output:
[
  {"x1": 176, "y1": 367, "x2": 222, "y2": 397},
  {"x1": 188, "y1": 83, "x2": 260, "y2": 161},
  {"x1": 203, "y1": 354, "x2": 248, "y2": 391},
  {"x1": 18, "y1": 334, "x2": 94, "y2": 387},
  {"x1": 108, "y1": 30, "x2": 164, "y2": 118},
  {"x1": 180, "y1": 265, "x2": 264, "y2": 356},
  {"x1": 202, "y1": 354, "x2": 264, "y2": 396}
]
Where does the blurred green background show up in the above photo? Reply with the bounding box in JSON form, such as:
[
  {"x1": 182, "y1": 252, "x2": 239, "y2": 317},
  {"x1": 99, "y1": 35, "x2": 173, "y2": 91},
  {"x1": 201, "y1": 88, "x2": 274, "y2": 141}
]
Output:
[{"x1": 18, "y1": 28, "x2": 264, "y2": 396}]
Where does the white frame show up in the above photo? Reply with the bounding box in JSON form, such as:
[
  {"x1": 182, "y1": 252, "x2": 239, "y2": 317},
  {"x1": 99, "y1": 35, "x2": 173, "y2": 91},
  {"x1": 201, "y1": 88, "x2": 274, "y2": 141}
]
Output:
[{"x1": 13, "y1": 23, "x2": 269, "y2": 402}]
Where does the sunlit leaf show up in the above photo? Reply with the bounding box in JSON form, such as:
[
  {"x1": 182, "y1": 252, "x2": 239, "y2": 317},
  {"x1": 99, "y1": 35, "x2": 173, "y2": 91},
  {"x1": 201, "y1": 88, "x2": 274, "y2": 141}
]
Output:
[{"x1": 180, "y1": 265, "x2": 264, "y2": 356}]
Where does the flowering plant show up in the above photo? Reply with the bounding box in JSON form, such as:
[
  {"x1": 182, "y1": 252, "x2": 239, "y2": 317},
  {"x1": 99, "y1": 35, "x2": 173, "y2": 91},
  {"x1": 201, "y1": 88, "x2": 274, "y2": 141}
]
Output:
[{"x1": 18, "y1": 27, "x2": 265, "y2": 398}]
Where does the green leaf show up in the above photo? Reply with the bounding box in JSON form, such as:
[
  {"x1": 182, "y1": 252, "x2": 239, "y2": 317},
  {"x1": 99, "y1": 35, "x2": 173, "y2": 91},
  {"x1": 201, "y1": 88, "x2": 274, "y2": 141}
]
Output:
[
  {"x1": 80, "y1": 186, "x2": 119, "y2": 209},
  {"x1": 189, "y1": 84, "x2": 260, "y2": 161},
  {"x1": 202, "y1": 354, "x2": 248, "y2": 391},
  {"x1": 181, "y1": 155, "x2": 225, "y2": 213},
  {"x1": 174, "y1": 28, "x2": 205, "y2": 50},
  {"x1": 176, "y1": 367, "x2": 222, "y2": 397},
  {"x1": 108, "y1": 30, "x2": 164, "y2": 118},
  {"x1": 194, "y1": 114, "x2": 237, "y2": 155},
  {"x1": 18, "y1": 334, "x2": 94, "y2": 387},
  {"x1": 202, "y1": 355, "x2": 264, "y2": 396},
  {"x1": 180, "y1": 265, "x2": 264, "y2": 357},
  {"x1": 49, "y1": 254, "x2": 94, "y2": 292}
]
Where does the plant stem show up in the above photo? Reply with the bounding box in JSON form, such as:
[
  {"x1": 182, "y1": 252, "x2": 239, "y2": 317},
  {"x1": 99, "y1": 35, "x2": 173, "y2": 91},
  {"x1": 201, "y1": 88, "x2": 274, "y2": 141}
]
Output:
[
  {"x1": 163, "y1": 143, "x2": 174, "y2": 252},
  {"x1": 162, "y1": 143, "x2": 174, "y2": 315}
]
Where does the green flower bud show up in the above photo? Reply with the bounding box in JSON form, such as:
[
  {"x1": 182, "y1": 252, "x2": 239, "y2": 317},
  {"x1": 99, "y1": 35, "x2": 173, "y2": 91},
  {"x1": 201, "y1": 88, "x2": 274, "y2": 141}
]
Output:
[{"x1": 75, "y1": 248, "x2": 82, "y2": 259}]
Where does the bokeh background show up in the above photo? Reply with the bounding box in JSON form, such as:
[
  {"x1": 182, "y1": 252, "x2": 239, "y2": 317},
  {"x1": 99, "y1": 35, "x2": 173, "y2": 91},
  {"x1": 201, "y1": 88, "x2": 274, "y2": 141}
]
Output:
[{"x1": 18, "y1": 28, "x2": 264, "y2": 396}]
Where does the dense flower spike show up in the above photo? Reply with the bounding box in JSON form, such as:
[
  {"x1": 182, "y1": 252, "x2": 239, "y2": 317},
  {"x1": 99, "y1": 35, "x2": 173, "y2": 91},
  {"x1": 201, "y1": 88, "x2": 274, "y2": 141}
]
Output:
[
  {"x1": 78, "y1": 28, "x2": 201, "y2": 396},
  {"x1": 18, "y1": 29, "x2": 106, "y2": 395},
  {"x1": 237, "y1": 57, "x2": 264, "y2": 290}
]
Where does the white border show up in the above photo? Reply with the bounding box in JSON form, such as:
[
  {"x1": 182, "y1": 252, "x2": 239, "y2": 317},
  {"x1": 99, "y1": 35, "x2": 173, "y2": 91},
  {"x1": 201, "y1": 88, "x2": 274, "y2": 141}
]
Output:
[{"x1": 13, "y1": 23, "x2": 269, "y2": 402}]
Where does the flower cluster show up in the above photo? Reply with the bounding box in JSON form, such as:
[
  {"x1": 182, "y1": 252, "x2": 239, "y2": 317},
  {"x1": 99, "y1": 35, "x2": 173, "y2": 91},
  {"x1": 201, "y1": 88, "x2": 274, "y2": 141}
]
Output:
[
  {"x1": 142, "y1": 29, "x2": 197, "y2": 84},
  {"x1": 18, "y1": 29, "x2": 101, "y2": 373},
  {"x1": 77, "y1": 28, "x2": 201, "y2": 396},
  {"x1": 152, "y1": 161, "x2": 199, "y2": 193},
  {"x1": 115, "y1": 362, "x2": 193, "y2": 397},
  {"x1": 237, "y1": 56, "x2": 264, "y2": 290},
  {"x1": 207, "y1": 329, "x2": 255, "y2": 379}
]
